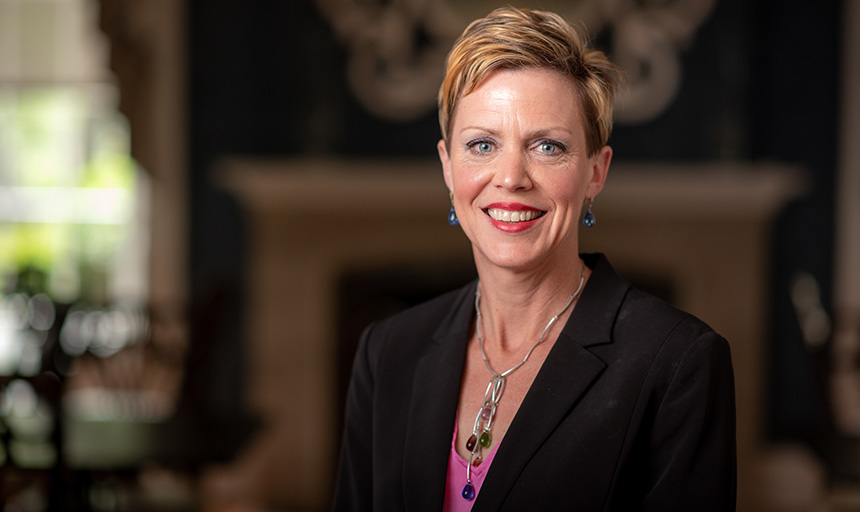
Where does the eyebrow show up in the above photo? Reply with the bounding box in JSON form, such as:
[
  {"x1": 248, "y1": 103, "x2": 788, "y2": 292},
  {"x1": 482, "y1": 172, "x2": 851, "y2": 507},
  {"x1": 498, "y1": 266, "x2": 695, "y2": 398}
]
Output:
[
  {"x1": 458, "y1": 126, "x2": 501, "y2": 137},
  {"x1": 458, "y1": 125, "x2": 574, "y2": 140}
]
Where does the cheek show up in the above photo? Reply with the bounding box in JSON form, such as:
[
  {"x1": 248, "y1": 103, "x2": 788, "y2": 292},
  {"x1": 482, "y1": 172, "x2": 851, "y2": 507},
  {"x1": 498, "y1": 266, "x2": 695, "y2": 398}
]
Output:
[
  {"x1": 564, "y1": 176, "x2": 587, "y2": 198},
  {"x1": 542, "y1": 171, "x2": 589, "y2": 211},
  {"x1": 527, "y1": 161, "x2": 573, "y2": 186},
  {"x1": 451, "y1": 162, "x2": 489, "y2": 200},
  {"x1": 558, "y1": 163, "x2": 591, "y2": 194}
]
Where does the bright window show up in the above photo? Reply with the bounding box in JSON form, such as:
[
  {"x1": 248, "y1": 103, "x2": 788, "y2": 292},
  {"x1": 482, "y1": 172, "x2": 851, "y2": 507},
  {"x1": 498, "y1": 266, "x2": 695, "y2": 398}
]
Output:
[
  {"x1": 0, "y1": 0, "x2": 150, "y2": 394},
  {"x1": 0, "y1": 85, "x2": 145, "y2": 304}
]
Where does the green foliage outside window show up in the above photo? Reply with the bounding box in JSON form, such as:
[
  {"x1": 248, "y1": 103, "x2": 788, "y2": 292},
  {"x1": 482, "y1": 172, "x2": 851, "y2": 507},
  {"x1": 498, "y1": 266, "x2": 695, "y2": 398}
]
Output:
[{"x1": 0, "y1": 86, "x2": 137, "y2": 305}]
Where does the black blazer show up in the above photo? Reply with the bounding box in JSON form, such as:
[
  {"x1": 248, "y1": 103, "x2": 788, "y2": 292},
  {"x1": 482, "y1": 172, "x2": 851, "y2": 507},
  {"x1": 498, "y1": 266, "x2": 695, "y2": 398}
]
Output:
[{"x1": 333, "y1": 254, "x2": 736, "y2": 511}]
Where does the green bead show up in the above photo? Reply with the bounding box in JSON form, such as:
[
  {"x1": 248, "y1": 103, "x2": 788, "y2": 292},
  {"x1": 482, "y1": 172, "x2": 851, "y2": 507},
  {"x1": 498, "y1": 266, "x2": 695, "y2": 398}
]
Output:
[{"x1": 478, "y1": 431, "x2": 492, "y2": 448}]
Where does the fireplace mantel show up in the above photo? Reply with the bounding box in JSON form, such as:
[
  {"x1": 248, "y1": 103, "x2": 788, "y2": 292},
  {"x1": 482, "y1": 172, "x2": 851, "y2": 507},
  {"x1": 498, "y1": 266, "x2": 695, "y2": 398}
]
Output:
[
  {"x1": 215, "y1": 158, "x2": 804, "y2": 510},
  {"x1": 218, "y1": 158, "x2": 802, "y2": 217}
]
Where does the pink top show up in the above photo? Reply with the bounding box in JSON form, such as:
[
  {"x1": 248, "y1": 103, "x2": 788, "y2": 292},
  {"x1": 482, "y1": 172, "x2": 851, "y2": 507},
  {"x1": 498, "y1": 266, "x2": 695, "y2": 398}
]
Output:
[{"x1": 442, "y1": 416, "x2": 502, "y2": 511}]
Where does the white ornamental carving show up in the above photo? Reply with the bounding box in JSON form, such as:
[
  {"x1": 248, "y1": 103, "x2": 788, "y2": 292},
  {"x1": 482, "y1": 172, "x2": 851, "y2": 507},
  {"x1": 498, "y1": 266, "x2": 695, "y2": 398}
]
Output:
[{"x1": 315, "y1": 0, "x2": 716, "y2": 124}]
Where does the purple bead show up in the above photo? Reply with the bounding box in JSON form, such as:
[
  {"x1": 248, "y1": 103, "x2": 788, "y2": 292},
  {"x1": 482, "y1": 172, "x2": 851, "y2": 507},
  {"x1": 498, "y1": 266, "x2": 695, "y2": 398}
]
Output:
[
  {"x1": 466, "y1": 434, "x2": 477, "y2": 451},
  {"x1": 481, "y1": 406, "x2": 492, "y2": 421},
  {"x1": 462, "y1": 482, "x2": 475, "y2": 500}
]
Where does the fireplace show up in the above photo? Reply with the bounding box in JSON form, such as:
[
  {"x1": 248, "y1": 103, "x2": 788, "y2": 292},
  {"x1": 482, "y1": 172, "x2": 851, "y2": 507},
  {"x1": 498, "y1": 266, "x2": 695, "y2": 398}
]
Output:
[{"x1": 216, "y1": 157, "x2": 803, "y2": 511}]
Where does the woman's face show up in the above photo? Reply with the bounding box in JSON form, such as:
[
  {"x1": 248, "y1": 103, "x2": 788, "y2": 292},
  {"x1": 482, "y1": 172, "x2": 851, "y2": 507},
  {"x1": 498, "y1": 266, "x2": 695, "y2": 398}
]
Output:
[{"x1": 438, "y1": 67, "x2": 612, "y2": 275}]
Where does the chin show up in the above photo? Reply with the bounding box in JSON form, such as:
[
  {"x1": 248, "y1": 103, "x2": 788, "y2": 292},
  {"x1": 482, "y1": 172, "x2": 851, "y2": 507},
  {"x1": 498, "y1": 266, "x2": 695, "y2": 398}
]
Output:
[{"x1": 475, "y1": 248, "x2": 549, "y2": 273}]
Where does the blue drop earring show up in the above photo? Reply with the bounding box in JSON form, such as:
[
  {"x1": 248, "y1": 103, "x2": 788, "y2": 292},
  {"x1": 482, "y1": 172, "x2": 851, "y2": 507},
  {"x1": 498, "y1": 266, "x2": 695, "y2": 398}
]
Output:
[
  {"x1": 448, "y1": 191, "x2": 459, "y2": 226},
  {"x1": 448, "y1": 207, "x2": 459, "y2": 226},
  {"x1": 583, "y1": 198, "x2": 595, "y2": 227}
]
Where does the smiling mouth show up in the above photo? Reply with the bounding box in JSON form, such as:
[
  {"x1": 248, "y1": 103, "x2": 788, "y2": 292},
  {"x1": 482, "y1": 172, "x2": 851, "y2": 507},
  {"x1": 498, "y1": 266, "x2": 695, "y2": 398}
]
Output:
[{"x1": 485, "y1": 208, "x2": 546, "y2": 223}]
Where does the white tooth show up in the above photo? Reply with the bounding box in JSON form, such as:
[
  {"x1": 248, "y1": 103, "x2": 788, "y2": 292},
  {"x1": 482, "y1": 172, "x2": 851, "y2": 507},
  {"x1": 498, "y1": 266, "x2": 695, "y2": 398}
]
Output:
[{"x1": 487, "y1": 208, "x2": 543, "y2": 222}]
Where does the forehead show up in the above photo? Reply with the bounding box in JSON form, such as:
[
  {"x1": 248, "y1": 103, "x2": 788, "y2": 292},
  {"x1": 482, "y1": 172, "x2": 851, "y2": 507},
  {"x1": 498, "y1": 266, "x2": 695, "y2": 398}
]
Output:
[{"x1": 453, "y1": 68, "x2": 583, "y2": 131}]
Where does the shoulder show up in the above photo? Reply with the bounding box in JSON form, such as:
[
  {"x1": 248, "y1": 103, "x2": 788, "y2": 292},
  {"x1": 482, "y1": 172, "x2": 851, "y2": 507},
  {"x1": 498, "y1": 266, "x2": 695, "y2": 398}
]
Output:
[
  {"x1": 360, "y1": 281, "x2": 475, "y2": 367},
  {"x1": 581, "y1": 254, "x2": 730, "y2": 374},
  {"x1": 579, "y1": 254, "x2": 717, "y2": 340},
  {"x1": 608, "y1": 284, "x2": 734, "y2": 405},
  {"x1": 619, "y1": 287, "x2": 716, "y2": 344},
  {"x1": 368, "y1": 281, "x2": 474, "y2": 342}
]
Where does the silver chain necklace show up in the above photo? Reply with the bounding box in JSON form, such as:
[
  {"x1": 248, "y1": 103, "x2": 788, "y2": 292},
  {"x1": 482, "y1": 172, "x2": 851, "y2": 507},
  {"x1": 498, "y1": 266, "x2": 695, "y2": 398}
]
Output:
[{"x1": 460, "y1": 268, "x2": 586, "y2": 501}]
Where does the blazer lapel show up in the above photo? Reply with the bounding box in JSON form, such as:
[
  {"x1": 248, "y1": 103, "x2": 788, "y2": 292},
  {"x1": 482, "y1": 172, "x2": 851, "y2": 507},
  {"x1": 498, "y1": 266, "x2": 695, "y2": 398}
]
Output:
[
  {"x1": 473, "y1": 338, "x2": 606, "y2": 511},
  {"x1": 473, "y1": 255, "x2": 630, "y2": 511},
  {"x1": 402, "y1": 282, "x2": 476, "y2": 511}
]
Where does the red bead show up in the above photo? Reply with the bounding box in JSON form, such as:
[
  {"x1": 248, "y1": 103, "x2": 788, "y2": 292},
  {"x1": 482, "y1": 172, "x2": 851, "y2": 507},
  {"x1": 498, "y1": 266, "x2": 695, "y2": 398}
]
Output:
[{"x1": 466, "y1": 434, "x2": 477, "y2": 451}]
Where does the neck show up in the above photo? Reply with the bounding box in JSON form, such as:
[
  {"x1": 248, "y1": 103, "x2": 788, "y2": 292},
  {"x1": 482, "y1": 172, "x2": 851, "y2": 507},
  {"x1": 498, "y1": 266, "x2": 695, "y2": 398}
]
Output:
[{"x1": 474, "y1": 258, "x2": 588, "y2": 354}]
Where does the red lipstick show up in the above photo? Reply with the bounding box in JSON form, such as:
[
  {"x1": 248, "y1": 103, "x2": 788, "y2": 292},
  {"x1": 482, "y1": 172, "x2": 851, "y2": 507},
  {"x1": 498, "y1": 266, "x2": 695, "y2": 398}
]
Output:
[{"x1": 483, "y1": 202, "x2": 546, "y2": 233}]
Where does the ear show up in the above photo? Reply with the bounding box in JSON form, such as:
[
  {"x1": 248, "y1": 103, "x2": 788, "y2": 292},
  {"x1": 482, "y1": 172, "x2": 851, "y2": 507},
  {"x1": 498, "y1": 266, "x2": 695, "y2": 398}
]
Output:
[
  {"x1": 585, "y1": 145, "x2": 612, "y2": 199},
  {"x1": 438, "y1": 139, "x2": 454, "y2": 191}
]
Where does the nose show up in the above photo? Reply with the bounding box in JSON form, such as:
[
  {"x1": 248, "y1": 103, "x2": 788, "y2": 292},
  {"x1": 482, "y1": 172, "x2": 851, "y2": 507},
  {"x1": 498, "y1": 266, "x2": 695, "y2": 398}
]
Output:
[{"x1": 492, "y1": 151, "x2": 533, "y2": 191}]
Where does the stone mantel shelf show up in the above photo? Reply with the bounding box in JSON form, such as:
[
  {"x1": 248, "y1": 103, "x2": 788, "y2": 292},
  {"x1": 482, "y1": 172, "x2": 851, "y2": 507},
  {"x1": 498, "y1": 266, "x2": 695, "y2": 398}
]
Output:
[
  {"x1": 217, "y1": 158, "x2": 807, "y2": 220},
  {"x1": 217, "y1": 158, "x2": 446, "y2": 215}
]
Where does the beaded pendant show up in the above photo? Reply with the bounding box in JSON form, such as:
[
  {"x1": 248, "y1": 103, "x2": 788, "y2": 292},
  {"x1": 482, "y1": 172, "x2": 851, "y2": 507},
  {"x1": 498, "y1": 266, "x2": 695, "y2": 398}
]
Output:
[
  {"x1": 462, "y1": 375, "x2": 504, "y2": 500},
  {"x1": 460, "y1": 271, "x2": 585, "y2": 502}
]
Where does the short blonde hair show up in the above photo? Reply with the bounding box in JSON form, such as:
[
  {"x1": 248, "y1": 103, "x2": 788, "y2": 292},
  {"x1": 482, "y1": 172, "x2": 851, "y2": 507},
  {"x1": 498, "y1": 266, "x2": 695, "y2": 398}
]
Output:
[{"x1": 438, "y1": 7, "x2": 623, "y2": 156}]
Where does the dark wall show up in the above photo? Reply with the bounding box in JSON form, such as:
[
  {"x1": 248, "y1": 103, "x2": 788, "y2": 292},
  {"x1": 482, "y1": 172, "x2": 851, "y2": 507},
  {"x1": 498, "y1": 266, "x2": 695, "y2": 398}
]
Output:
[
  {"x1": 750, "y1": 0, "x2": 841, "y2": 441},
  {"x1": 186, "y1": 0, "x2": 842, "y2": 443},
  {"x1": 186, "y1": 0, "x2": 443, "y2": 424}
]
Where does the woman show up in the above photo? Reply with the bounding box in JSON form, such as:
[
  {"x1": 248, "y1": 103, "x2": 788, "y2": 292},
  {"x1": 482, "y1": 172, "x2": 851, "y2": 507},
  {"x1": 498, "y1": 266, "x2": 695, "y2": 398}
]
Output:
[{"x1": 334, "y1": 6, "x2": 736, "y2": 511}]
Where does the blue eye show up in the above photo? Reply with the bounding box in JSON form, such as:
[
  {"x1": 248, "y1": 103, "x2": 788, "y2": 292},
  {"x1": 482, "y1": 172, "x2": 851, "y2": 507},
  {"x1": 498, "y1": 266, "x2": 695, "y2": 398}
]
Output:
[
  {"x1": 537, "y1": 140, "x2": 567, "y2": 155},
  {"x1": 535, "y1": 139, "x2": 567, "y2": 155},
  {"x1": 467, "y1": 139, "x2": 495, "y2": 155}
]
